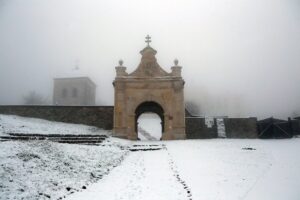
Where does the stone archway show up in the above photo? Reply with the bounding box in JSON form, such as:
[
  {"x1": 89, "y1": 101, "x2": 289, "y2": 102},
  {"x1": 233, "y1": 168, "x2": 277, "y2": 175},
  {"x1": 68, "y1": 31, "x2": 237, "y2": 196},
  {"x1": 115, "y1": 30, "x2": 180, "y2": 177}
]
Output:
[
  {"x1": 135, "y1": 101, "x2": 165, "y2": 139},
  {"x1": 113, "y1": 36, "x2": 186, "y2": 140}
]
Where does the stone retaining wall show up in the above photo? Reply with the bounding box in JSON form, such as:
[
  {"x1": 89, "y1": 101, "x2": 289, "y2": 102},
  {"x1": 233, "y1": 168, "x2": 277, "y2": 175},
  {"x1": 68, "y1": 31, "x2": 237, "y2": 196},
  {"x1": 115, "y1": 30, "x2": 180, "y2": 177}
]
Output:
[
  {"x1": 0, "y1": 106, "x2": 113, "y2": 130},
  {"x1": 0, "y1": 106, "x2": 259, "y2": 138}
]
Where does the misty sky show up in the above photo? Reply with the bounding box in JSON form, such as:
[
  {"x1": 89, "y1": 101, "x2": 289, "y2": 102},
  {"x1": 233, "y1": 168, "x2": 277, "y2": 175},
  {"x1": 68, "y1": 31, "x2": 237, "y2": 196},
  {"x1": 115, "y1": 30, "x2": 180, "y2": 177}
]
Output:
[{"x1": 0, "y1": 0, "x2": 299, "y2": 119}]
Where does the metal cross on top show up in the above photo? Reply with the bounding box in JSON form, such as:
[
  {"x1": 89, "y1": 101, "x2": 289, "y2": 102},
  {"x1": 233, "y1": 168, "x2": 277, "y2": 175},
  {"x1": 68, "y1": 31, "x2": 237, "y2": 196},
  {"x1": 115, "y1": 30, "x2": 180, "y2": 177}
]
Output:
[{"x1": 145, "y1": 35, "x2": 151, "y2": 46}]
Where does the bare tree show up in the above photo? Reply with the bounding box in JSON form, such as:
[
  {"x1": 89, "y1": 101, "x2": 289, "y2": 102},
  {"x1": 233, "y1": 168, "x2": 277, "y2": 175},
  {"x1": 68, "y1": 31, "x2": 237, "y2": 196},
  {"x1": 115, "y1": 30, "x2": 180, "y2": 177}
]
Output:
[
  {"x1": 23, "y1": 91, "x2": 47, "y2": 105},
  {"x1": 291, "y1": 111, "x2": 300, "y2": 119}
]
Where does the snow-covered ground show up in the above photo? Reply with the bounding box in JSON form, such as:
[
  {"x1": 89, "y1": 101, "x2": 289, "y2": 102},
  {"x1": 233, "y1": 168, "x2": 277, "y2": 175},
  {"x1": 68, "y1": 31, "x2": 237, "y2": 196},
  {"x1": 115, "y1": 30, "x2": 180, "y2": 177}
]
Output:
[
  {"x1": 66, "y1": 139, "x2": 300, "y2": 200},
  {"x1": 0, "y1": 140, "x2": 128, "y2": 200},
  {"x1": 0, "y1": 114, "x2": 129, "y2": 200},
  {"x1": 1, "y1": 114, "x2": 300, "y2": 200},
  {"x1": 167, "y1": 139, "x2": 300, "y2": 200},
  {"x1": 0, "y1": 114, "x2": 109, "y2": 136},
  {"x1": 138, "y1": 113, "x2": 162, "y2": 140}
]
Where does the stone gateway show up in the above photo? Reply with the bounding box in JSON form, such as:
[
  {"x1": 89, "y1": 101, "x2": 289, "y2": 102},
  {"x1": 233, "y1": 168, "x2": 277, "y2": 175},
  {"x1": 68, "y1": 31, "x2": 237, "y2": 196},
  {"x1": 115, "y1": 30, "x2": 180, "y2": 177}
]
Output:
[{"x1": 113, "y1": 36, "x2": 186, "y2": 140}]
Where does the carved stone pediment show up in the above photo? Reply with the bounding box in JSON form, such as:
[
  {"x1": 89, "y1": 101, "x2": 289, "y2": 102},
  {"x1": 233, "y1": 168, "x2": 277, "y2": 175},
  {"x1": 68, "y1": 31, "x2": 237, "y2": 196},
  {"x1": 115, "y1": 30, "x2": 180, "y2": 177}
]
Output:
[{"x1": 129, "y1": 46, "x2": 170, "y2": 78}]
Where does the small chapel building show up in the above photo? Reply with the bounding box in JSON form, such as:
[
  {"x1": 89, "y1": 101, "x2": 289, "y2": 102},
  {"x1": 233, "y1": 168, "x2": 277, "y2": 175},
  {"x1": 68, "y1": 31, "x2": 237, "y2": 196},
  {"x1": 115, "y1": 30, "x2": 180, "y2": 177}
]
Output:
[
  {"x1": 113, "y1": 36, "x2": 186, "y2": 140},
  {"x1": 53, "y1": 77, "x2": 96, "y2": 106}
]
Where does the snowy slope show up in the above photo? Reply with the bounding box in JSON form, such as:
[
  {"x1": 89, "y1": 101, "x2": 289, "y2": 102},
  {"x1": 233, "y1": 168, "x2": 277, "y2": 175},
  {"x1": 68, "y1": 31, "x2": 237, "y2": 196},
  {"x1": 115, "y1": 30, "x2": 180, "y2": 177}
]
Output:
[
  {"x1": 66, "y1": 148, "x2": 188, "y2": 200},
  {"x1": 0, "y1": 114, "x2": 109, "y2": 136},
  {"x1": 67, "y1": 139, "x2": 300, "y2": 200},
  {"x1": 1, "y1": 114, "x2": 300, "y2": 200},
  {"x1": 0, "y1": 139, "x2": 129, "y2": 200},
  {"x1": 167, "y1": 139, "x2": 300, "y2": 200},
  {"x1": 0, "y1": 114, "x2": 129, "y2": 200}
]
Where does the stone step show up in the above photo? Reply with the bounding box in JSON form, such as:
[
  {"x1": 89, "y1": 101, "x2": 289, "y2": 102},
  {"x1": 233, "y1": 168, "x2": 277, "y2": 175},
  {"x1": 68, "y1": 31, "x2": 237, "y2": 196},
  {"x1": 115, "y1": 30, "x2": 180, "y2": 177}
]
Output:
[
  {"x1": 0, "y1": 136, "x2": 105, "y2": 141},
  {"x1": 48, "y1": 137, "x2": 106, "y2": 141},
  {"x1": 0, "y1": 133, "x2": 107, "y2": 144},
  {"x1": 0, "y1": 136, "x2": 39, "y2": 140},
  {"x1": 8, "y1": 133, "x2": 107, "y2": 138},
  {"x1": 57, "y1": 140, "x2": 104, "y2": 144},
  {"x1": 0, "y1": 138, "x2": 104, "y2": 144},
  {"x1": 129, "y1": 144, "x2": 166, "y2": 151}
]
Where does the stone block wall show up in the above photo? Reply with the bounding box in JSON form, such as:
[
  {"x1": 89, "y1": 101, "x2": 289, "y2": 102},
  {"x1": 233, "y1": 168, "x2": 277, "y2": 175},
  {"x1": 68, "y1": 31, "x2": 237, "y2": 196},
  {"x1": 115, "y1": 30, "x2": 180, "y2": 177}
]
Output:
[{"x1": 0, "y1": 106, "x2": 113, "y2": 130}]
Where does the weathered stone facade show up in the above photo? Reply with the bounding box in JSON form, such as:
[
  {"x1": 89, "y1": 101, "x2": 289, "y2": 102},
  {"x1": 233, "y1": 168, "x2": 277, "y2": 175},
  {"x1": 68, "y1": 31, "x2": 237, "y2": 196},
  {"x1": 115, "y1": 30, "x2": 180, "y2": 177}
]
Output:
[
  {"x1": 113, "y1": 39, "x2": 186, "y2": 140},
  {"x1": 53, "y1": 77, "x2": 96, "y2": 106}
]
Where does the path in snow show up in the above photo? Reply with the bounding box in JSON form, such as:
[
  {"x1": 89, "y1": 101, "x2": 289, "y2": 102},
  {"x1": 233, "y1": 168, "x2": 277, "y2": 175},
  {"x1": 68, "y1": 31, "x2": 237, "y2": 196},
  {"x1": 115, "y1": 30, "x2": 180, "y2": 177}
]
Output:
[{"x1": 66, "y1": 144, "x2": 191, "y2": 200}]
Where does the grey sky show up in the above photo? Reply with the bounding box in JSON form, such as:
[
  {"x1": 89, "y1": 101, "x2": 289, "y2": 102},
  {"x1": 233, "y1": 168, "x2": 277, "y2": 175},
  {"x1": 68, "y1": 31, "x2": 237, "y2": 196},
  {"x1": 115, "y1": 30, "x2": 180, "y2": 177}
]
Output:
[{"x1": 0, "y1": 0, "x2": 299, "y2": 119}]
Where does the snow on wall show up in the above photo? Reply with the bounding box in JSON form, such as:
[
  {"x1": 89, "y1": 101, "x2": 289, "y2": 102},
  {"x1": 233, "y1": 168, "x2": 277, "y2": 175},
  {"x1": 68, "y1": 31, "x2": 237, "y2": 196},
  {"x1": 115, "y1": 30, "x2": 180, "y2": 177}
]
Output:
[
  {"x1": 205, "y1": 117, "x2": 214, "y2": 128},
  {"x1": 216, "y1": 118, "x2": 226, "y2": 138}
]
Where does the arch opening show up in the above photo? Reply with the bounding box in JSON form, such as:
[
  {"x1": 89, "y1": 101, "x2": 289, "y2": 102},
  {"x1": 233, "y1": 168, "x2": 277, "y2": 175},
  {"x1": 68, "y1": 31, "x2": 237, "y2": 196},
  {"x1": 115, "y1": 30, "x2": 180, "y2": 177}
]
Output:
[
  {"x1": 135, "y1": 101, "x2": 164, "y2": 140},
  {"x1": 137, "y1": 113, "x2": 162, "y2": 140}
]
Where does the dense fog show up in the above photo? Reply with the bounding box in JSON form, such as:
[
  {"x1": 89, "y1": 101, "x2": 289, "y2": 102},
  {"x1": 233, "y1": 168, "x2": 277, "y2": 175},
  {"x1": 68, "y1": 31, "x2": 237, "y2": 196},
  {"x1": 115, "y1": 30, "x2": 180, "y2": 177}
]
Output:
[{"x1": 0, "y1": 0, "x2": 299, "y2": 119}]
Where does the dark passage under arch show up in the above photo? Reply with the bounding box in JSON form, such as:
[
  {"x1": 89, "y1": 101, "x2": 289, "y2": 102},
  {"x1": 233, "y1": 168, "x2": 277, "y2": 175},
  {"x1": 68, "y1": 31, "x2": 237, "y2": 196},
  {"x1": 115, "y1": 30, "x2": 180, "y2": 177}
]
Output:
[{"x1": 135, "y1": 101, "x2": 165, "y2": 134}]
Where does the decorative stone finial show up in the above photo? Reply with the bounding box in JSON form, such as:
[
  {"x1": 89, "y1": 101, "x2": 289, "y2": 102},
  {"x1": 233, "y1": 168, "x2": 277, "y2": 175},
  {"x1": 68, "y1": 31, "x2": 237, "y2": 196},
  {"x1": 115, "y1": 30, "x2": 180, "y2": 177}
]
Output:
[
  {"x1": 119, "y1": 59, "x2": 123, "y2": 66},
  {"x1": 171, "y1": 58, "x2": 182, "y2": 77},
  {"x1": 116, "y1": 60, "x2": 127, "y2": 77},
  {"x1": 145, "y1": 35, "x2": 151, "y2": 46},
  {"x1": 174, "y1": 58, "x2": 179, "y2": 66}
]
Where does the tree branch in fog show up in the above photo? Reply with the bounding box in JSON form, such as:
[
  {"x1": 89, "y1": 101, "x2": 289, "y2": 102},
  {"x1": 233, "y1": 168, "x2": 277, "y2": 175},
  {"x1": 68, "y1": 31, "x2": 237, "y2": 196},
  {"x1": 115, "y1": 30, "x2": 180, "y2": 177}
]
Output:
[
  {"x1": 185, "y1": 101, "x2": 201, "y2": 116},
  {"x1": 23, "y1": 91, "x2": 47, "y2": 105}
]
